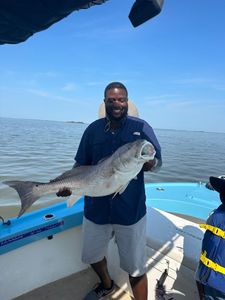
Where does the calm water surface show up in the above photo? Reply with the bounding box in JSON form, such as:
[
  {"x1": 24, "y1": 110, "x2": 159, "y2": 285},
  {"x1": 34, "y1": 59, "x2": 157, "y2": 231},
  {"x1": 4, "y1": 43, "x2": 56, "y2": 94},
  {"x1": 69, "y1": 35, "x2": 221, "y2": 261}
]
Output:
[{"x1": 0, "y1": 117, "x2": 224, "y2": 218}]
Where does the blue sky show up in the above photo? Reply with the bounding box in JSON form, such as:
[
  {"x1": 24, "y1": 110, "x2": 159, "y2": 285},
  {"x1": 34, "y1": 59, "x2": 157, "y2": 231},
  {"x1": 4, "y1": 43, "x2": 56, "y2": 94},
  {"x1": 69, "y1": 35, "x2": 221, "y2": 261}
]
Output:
[{"x1": 0, "y1": 0, "x2": 225, "y2": 133}]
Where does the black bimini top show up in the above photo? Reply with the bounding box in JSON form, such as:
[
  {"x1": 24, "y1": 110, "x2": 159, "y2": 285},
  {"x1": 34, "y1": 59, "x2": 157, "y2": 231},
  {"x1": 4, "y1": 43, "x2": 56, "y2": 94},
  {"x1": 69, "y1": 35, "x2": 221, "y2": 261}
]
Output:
[
  {"x1": 0, "y1": 0, "x2": 109, "y2": 45},
  {"x1": 0, "y1": 0, "x2": 163, "y2": 45}
]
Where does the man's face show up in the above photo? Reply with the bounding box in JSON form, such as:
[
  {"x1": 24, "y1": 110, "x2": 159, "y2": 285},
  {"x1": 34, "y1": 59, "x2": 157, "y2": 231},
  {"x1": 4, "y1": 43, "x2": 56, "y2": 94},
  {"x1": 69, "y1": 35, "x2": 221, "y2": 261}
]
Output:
[{"x1": 104, "y1": 87, "x2": 128, "y2": 121}]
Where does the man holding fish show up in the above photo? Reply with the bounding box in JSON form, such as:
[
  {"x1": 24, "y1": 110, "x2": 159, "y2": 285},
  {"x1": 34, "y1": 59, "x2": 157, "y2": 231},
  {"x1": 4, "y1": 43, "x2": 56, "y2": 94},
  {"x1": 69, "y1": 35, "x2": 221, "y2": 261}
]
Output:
[
  {"x1": 4, "y1": 81, "x2": 162, "y2": 300},
  {"x1": 68, "y1": 82, "x2": 162, "y2": 300}
]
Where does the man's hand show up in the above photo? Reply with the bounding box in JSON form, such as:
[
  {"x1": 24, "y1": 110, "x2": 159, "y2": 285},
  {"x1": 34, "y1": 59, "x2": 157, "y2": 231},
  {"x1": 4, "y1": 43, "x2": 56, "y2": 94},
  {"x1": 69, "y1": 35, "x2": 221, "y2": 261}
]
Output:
[
  {"x1": 56, "y1": 187, "x2": 72, "y2": 197},
  {"x1": 143, "y1": 158, "x2": 162, "y2": 172},
  {"x1": 142, "y1": 159, "x2": 156, "y2": 171}
]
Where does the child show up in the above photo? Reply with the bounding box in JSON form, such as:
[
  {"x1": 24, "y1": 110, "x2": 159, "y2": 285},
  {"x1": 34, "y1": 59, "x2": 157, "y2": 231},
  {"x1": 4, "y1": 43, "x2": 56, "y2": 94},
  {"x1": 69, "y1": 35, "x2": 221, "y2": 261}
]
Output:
[{"x1": 196, "y1": 176, "x2": 225, "y2": 300}]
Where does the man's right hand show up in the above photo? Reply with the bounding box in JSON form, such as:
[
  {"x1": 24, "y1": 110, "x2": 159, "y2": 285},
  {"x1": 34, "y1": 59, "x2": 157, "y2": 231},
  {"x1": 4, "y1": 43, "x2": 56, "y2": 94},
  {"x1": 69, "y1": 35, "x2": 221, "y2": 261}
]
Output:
[{"x1": 56, "y1": 188, "x2": 72, "y2": 197}]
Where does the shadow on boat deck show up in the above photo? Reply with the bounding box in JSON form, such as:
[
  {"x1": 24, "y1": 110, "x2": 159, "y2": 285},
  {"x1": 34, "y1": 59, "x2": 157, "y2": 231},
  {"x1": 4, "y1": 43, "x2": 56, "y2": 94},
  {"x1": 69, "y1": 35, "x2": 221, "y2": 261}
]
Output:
[{"x1": 13, "y1": 268, "x2": 131, "y2": 300}]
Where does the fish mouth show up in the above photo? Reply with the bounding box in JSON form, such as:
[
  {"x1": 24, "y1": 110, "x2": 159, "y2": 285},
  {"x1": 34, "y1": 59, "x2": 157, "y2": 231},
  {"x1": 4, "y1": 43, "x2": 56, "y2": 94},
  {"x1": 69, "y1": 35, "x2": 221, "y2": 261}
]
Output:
[{"x1": 139, "y1": 141, "x2": 156, "y2": 160}]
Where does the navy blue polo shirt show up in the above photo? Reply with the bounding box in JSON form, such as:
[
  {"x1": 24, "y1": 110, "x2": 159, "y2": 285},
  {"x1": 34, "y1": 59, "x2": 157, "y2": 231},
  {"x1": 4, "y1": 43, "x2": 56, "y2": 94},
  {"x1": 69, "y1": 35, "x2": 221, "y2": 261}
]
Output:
[{"x1": 75, "y1": 116, "x2": 161, "y2": 225}]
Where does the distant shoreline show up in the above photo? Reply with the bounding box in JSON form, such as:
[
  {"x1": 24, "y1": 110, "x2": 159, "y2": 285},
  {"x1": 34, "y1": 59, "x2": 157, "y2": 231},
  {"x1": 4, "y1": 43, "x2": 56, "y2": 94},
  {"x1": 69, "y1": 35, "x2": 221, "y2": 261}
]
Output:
[
  {"x1": 66, "y1": 121, "x2": 85, "y2": 124},
  {"x1": 0, "y1": 117, "x2": 224, "y2": 134}
]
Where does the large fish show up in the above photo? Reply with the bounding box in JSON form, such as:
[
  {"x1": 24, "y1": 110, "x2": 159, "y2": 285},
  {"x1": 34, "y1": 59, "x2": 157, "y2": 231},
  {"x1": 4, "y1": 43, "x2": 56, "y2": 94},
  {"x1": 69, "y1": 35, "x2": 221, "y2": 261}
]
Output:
[{"x1": 3, "y1": 139, "x2": 156, "y2": 217}]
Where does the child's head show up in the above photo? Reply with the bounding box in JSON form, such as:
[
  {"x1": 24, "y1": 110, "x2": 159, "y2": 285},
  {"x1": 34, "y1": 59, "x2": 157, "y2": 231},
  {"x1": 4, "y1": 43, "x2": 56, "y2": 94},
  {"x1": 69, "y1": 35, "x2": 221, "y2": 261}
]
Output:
[{"x1": 209, "y1": 176, "x2": 225, "y2": 204}]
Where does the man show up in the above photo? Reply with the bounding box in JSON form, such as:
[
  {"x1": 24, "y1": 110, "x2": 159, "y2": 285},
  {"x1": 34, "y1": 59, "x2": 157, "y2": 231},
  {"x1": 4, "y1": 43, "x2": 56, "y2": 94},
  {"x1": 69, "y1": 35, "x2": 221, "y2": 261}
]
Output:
[
  {"x1": 196, "y1": 176, "x2": 225, "y2": 300},
  {"x1": 60, "y1": 82, "x2": 162, "y2": 300}
]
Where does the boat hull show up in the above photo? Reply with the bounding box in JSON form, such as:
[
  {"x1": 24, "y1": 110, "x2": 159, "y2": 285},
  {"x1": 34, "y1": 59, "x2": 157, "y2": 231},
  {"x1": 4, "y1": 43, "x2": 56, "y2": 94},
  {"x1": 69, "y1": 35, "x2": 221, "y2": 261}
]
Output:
[{"x1": 0, "y1": 182, "x2": 220, "y2": 299}]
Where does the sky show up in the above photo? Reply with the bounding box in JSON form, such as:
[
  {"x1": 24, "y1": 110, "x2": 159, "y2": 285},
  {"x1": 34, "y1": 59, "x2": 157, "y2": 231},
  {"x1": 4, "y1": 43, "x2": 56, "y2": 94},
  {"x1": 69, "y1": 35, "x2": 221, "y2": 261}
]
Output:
[{"x1": 0, "y1": 0, "x2": 225, "y2": 133}]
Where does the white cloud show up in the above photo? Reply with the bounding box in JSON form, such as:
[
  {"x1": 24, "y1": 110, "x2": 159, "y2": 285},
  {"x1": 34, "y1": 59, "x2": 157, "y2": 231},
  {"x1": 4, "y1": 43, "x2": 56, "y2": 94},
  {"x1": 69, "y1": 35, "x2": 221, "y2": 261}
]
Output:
[
  {"x1": 87, "y1": 81, "x2": 106, "y2": 86},
  {"x1": 62, "y1": 83, "x2": 77, "y2": 92},
  {"x1": 25, "y1": 88, "x2": 80, "y2": 104},
  {"x1": 172, "y1": 77, "x2": 214, "y2": 85},
  {"x1": 172, "y1": 77, "x2": 225, "y2": 90},
  {"x1": 35, "y1": 71, "x2": 60, "y2": 78}
]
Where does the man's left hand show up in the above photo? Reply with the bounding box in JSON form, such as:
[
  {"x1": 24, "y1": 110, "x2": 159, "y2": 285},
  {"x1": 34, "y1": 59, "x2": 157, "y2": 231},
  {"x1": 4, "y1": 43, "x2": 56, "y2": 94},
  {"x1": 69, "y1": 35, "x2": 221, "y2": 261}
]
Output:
[{"x1": 142, "y1": 159, "x2": 156, "y2": 171}]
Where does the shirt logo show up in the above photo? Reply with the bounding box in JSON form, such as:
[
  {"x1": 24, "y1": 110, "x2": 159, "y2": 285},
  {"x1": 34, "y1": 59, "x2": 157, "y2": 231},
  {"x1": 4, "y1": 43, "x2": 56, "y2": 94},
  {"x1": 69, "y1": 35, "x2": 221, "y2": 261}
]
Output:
[{"x1": 133, "y1": 132, "x2": 140, "y2": 136}]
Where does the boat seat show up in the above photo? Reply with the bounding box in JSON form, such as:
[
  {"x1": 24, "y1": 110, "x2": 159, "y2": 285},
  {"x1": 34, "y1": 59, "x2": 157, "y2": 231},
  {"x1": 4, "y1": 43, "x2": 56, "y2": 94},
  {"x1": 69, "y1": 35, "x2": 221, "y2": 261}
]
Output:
[{"x1": 146, "y1": 207, "x2": 204, "y2": 271}]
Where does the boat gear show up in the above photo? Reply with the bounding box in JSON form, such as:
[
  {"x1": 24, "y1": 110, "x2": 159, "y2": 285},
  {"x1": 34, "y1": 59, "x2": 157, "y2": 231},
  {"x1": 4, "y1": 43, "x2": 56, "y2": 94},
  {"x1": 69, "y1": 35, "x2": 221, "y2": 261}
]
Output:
[{"x1": 0, "y1": 216, "x2": 11, "y2": 226}]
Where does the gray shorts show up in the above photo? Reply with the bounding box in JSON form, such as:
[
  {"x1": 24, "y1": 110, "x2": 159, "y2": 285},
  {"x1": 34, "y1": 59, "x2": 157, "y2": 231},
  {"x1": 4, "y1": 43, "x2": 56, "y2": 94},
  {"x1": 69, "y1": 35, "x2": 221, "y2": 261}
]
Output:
[{"x1": 82, "y1": 215, "x2": 147, "y2": 277}]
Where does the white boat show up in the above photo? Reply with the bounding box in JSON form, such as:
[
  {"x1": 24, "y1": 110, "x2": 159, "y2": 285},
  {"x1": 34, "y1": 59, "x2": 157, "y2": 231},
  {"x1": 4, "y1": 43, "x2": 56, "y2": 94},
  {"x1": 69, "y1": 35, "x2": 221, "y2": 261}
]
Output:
[{"x1": 0, "y1": 182, "x2": 220, "y2": 300}]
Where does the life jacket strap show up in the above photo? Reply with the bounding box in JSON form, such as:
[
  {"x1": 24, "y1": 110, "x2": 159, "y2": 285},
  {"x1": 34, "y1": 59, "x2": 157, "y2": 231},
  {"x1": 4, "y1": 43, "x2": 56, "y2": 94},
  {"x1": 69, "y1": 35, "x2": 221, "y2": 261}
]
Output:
[
  {"x1": 200, "y1": 251, "x2": 225, "y2": 275},
  {"x1": 199, "y1": 224, "x2": 225, "y2": 239}
]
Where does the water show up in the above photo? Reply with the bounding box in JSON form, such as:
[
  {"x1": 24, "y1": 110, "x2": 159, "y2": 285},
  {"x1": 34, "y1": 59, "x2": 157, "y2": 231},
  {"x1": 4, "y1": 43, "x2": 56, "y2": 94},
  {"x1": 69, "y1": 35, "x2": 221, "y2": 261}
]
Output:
[{"x1": 0, "y1": 117, "x2": 224, "y2": 218}]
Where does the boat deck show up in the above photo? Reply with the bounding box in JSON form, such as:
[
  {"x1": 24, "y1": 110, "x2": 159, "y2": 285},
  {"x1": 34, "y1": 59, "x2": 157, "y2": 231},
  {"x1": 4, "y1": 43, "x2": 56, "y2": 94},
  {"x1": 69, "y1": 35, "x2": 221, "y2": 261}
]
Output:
[
  {"x1": 14, "y1": 268, "x2": 131, "y2": 300},
  {"x1": 171, "y1": 212, "x2": 205, "y2": 224}
]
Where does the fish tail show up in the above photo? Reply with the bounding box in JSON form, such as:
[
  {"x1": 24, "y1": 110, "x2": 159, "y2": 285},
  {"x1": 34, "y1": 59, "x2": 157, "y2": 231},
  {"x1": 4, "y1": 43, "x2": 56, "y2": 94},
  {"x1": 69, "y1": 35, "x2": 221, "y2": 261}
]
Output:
[{"x1": 3, "y1": 180, "x2": 43, "y2": 217}]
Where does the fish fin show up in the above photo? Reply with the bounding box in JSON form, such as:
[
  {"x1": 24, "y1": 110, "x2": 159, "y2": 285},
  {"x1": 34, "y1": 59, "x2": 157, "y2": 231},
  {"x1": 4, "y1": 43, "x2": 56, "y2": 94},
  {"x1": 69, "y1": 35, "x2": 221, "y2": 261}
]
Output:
[
  {"x1": 3, "y1": 180, "x2": 42, "y2": 217},
  {"x1": 67, "y1": 194, "x2": 82, "y2": 208},
  {"x1": 112, "y1": 182, "x2": 130, "y2": 198}
]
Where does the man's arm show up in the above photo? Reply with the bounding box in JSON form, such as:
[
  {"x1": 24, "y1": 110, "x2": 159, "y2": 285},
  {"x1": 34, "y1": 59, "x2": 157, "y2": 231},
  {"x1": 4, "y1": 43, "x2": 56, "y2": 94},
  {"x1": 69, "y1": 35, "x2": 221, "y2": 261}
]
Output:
[{"x1": 141, "y1": 121, "x2": 162, "y2": 172}]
